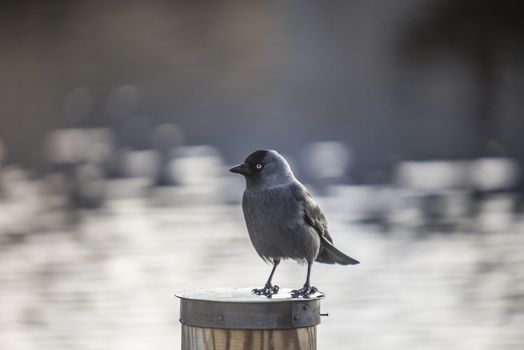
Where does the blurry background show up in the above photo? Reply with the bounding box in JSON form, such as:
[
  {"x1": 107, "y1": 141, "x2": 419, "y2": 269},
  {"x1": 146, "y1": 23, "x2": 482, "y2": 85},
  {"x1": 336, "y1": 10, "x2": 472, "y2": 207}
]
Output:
[{"x1": 0, "y1": 0, "x2": 523, "y2": 349}]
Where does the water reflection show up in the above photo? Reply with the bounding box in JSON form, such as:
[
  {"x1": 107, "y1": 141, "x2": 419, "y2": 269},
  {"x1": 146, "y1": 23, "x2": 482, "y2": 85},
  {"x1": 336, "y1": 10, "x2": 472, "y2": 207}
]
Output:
[
  {"x1": 1, "y1": 1, "x2": 524, "y2": 348},
  {"x1": 0, "y1": 155, "x2": 523, "y2": 350}
]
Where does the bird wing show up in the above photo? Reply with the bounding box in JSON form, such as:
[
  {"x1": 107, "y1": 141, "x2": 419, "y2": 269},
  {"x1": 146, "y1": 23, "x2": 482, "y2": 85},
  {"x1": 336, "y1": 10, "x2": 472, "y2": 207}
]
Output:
[
  {"x1": 291, "y1": 182, "x2": 360, "y2": 265},
  {"x1": 290, "y1": 182, "x2": 334, "y2": 244}
]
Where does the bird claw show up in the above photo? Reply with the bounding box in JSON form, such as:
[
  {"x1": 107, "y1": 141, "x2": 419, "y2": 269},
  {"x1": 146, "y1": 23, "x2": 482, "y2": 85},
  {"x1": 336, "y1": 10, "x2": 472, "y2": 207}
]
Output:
[
  {"x1": 291, "y1": 286, "x2": 319, "y2": 298},
  {"x1": 252, "y1": 284, "x2": 279, "y2": 298}
]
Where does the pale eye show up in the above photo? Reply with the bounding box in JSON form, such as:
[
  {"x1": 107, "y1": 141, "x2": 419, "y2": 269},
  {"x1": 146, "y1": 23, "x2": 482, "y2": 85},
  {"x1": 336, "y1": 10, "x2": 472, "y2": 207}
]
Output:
[{"x1": 256, "y1": 164, "x2": 263, "y2": 169}]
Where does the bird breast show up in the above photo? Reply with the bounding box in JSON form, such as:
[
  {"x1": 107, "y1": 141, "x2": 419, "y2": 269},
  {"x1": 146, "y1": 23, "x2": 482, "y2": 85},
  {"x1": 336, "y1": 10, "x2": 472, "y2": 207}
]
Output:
[{"x1": 241, "y1": 186, "x2": 320, "y2": 262}]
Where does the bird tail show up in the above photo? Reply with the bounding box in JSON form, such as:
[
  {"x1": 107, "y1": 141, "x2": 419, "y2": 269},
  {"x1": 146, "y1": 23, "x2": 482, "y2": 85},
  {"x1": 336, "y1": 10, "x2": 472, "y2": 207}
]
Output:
[{"x1": 316, "y1": 240, "x2": 360, "y2": 265}]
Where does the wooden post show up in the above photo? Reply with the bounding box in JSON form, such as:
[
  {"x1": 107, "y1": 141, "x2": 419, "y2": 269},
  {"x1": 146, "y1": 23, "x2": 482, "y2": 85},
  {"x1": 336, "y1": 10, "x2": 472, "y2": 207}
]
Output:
[{"x1": 176, "y1": 288, "x2": 324, "y2": 350}]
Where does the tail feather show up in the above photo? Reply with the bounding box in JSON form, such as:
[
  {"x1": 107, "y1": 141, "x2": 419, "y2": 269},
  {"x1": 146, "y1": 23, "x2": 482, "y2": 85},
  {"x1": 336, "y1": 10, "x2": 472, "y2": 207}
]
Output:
[{"x1": 316, "y1": 240, "x2": 360, "y2": 265}]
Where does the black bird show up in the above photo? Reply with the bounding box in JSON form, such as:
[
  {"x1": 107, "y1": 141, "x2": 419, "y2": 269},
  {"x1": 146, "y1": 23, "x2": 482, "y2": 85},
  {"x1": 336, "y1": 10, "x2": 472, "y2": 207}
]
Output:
[{"x1": 230, "y1": 150, "x2": 359, "y2": 298}]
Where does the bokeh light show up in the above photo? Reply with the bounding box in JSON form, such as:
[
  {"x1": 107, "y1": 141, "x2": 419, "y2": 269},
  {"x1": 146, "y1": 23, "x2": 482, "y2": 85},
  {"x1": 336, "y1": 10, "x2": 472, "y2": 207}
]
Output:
[{"x1": 0, "y1": 1, "x2": 523, "y2": 350}]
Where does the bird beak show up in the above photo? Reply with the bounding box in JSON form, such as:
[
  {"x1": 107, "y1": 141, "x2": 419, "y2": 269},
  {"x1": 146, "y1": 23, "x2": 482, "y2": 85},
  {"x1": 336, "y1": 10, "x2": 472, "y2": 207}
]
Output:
[{"x1": 229, "y1": 163, "x2": 252, "y2": 176}]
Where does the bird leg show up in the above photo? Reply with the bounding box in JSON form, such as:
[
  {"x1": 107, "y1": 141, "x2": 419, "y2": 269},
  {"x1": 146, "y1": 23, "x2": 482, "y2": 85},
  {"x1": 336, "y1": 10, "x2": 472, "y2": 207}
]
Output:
[
  {"x1": 252, "y1": 259, "x2": 280, "y2": 298},
  {"x1": 291, "y1": 262, "x2": 319, "y2": 298}
]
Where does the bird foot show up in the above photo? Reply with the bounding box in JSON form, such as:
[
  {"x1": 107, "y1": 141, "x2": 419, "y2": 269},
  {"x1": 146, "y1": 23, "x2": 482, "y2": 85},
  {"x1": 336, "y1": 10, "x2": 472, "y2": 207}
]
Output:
[
  {"x1": 252, "y1": 283, "x2": 279, "y2": 298},
  {"x1": 291, "y1": 285, "x2": 319, "y2": 298}
]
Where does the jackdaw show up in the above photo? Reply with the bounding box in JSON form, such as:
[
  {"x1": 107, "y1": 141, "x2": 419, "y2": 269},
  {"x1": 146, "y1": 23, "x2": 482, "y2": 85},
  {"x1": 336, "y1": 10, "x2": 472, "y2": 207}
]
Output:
[{"x1": 230, "y1": 150, "x2": 359, "y2": 298}]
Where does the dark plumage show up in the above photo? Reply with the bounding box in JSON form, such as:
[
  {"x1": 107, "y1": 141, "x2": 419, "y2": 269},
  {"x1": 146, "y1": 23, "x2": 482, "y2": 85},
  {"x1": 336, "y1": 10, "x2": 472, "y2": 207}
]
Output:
[
  {"x1": 230, "y1": 149, "x2": 359, "y2": 298},
  {"x1": 292, "y1": 183, "x2": 360, "y2": 266}
]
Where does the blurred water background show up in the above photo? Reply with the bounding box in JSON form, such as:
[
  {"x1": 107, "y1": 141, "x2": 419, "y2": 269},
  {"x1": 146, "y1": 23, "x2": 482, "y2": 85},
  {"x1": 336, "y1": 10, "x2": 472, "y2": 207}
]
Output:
[{"x1": 1, "y1": 1, "x2": 524, "y2": 349}]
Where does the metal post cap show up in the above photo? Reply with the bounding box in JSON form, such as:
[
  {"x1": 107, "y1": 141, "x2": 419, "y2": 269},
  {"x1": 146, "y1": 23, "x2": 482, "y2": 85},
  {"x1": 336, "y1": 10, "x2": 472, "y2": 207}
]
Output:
[{"x1": 176, "y1": 287, "x2": 325, "y2": 330}]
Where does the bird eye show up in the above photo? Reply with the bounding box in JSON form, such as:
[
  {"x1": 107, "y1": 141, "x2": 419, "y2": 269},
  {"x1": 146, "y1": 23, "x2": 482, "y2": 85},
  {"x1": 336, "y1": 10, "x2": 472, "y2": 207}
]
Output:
[{"x1": 256, "y1": 164, "x2": 263, "y2": 169}]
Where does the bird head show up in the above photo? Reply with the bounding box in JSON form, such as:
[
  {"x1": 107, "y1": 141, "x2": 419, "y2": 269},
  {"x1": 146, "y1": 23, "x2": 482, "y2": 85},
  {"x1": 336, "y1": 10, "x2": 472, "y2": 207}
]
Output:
[{"x1": 229, "y1": 150, "x2": 295, "y2": 189}]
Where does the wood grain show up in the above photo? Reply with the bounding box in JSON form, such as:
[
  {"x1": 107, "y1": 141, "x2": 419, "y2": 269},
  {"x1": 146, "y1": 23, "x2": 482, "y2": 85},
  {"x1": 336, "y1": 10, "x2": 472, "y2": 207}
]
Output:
[{"x1": 181, "y1": 325, "x2": 317, "y2": 350}]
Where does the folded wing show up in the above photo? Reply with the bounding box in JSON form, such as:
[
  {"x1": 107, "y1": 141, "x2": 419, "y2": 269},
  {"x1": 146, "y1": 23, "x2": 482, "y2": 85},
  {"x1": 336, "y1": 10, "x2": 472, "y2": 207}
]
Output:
[{"x1": 291, "y1": 183, "x2": 360, "y2": 265}]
